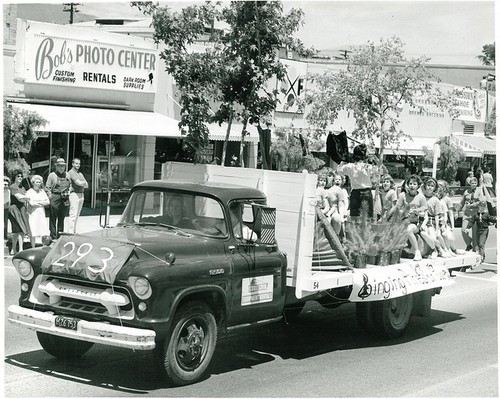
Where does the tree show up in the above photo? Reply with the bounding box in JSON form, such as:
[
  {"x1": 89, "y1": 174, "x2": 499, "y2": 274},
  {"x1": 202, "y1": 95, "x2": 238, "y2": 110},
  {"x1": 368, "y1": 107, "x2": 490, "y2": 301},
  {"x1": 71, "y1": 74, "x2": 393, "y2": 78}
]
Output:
[
  {"x1": 132, "y1": 1, "x2": 309, "y2": 167},
  {"x1": 270, "y1": 128, "x2": 324, "y2": 172},
  {"x1": 477, "y1": 43, "x2": 495, "y2": 66},
  {"x1": 215, "y1": 1, "x2": 307, "y2": 168},
  {"x1": 422, "y1": 137, "x2": 465, "y2": 183},
  {"x1": 131, "y1": 1, "x2": 220, "y2": 161},
  {"x1": 303, "y1": 37, "x2": 458, "y2": 163},
  {"x1": 3, "y1": 101, "x2": 46, "y2": 177}
]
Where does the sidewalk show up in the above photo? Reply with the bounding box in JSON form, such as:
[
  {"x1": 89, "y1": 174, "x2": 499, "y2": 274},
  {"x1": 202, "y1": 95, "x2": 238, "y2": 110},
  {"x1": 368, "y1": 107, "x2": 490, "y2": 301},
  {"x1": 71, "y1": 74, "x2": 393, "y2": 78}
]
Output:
[{"x1": 4, "y1": 215, "x2": 121, "y2": 257}]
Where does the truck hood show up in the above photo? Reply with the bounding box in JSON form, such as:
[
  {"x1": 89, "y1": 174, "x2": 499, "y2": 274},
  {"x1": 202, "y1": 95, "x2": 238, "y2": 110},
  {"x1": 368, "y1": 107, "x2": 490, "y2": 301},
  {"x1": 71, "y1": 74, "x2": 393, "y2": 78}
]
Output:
[
  {"x1": 42, "y1": 226, "x2": 219, "y2": 284},
  {"x1": 79, "y1": 225, "x2": 207, "y2": 256}
]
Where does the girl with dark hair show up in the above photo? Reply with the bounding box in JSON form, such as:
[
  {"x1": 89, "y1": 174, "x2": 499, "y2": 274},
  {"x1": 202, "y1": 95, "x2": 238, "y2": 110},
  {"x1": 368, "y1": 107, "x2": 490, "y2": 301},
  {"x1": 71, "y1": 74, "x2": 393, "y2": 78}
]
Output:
[
  {"x1": 380, "y1": 174, "x2": 398, "y2": 221},
  {"x1": 336, "y1": 144, "x2": 378, "y2": 218}
]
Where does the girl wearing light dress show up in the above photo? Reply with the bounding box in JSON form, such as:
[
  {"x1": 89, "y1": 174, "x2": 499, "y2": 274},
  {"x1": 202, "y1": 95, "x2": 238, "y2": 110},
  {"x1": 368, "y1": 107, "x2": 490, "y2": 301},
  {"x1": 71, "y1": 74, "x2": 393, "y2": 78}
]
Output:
[{"x1": 25, "y1": 175, "x2": 50, "y2": 248}]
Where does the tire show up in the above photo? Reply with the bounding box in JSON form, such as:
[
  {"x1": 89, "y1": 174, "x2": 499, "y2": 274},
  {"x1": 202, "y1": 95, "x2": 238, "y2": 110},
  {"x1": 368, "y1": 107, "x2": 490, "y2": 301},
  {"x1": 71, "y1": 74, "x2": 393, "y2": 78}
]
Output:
[
  {"x1": 371, "y1": 294, "x2": 414, "y2": 339},
  {"x1": 161, "y1": 301, "x2": 217, "y2": 386},
  {"x1": 283, "y1": 302, "x2": 305, "y2": 323},
  {"x1": 36, "y1": 332, "x2": 94, "y2": 359}
]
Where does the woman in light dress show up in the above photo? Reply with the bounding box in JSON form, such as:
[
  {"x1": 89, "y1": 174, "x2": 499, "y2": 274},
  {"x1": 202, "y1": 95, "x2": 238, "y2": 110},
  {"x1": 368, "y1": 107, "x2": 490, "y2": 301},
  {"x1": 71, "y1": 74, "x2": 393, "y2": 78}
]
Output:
[{"x1": 25, "y1": 174, "x2": 50, "y2": 248}]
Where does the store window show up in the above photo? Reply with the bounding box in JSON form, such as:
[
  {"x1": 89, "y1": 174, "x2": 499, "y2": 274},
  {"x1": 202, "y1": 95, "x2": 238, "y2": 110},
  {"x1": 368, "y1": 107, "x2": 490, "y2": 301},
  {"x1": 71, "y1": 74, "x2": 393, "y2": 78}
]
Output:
[
  {"x1": 96, "y1": 134, "x2": 139, "y2": 191},
  {"x1": 26, "y1": 132, "x2": 51, "y2": 182}
]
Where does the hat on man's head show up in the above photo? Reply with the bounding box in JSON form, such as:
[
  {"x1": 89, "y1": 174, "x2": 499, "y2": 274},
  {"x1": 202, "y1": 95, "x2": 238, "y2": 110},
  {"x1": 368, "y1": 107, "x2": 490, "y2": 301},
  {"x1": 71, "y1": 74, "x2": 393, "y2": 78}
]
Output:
[{"x1": 55, "y1": 158, "x2": 66, "y2": 166}]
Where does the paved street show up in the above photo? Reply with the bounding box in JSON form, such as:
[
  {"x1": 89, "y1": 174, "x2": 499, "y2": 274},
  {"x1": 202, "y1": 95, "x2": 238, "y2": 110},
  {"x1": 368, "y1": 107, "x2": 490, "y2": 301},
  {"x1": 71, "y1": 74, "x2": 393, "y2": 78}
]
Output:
[{"x1": 3, "y1": 227, "x2": 497, "y2": 397}]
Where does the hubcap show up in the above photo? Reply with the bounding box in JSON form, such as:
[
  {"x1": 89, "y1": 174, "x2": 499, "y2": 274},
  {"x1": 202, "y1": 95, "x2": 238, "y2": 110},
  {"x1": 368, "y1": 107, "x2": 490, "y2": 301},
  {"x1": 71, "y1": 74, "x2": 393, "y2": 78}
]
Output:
[
  {"x1": 388, "y1": 296, "x2": 410, "y2": 327},
  {"x1": 176, "y1": 320, "x2": 206, "y2": 371}
]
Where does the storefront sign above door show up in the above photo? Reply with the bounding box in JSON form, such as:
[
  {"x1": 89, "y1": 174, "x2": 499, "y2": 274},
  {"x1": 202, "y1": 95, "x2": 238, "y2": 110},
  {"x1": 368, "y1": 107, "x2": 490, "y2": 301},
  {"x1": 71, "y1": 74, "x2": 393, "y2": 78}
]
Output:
[{"x1": 18, "y1": 20, "x2": 158, "y2": 94}]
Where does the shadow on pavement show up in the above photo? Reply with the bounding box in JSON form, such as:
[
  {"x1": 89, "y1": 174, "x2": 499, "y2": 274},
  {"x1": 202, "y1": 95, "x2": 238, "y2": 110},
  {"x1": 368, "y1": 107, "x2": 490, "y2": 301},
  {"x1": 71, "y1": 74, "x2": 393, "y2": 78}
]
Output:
[{"x1": 5, "y1": 302, "x2": 464, "y2": 393}]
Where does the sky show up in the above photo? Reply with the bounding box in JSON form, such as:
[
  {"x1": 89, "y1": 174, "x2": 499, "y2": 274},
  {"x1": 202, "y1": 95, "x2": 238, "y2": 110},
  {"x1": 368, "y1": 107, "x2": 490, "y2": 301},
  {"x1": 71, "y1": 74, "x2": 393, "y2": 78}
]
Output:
[{"x1": 10, "y1": 0, "x2": 497, "y2": 66}]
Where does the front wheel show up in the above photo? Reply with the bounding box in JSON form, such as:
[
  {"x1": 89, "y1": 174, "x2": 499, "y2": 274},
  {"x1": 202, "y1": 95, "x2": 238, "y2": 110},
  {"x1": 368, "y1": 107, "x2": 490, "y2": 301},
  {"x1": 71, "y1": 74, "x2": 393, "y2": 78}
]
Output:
[
  {"x1": 371, "y1": 294, "x2": 414, "y2": 339},
  {"x1": 36, "y1": 332, "x2": 94, "y2": 359},
  {"x1": 161, "y1": 301, "x2": 217, "y2": 386}
]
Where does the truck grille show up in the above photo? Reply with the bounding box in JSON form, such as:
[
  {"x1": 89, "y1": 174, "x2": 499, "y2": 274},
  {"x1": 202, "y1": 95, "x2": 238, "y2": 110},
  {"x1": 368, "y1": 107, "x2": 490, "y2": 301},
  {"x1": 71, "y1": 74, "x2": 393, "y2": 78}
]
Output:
[{"x1": 30, "y1": 275, "x2": 135, "y2": 319}]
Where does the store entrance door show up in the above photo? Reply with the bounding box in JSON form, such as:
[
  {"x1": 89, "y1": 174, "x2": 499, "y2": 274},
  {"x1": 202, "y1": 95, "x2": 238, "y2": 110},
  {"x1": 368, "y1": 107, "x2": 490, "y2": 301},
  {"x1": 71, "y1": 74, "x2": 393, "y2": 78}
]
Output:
[{"x1": 68, "y1": 133, "x2": 96, "y2": 212}]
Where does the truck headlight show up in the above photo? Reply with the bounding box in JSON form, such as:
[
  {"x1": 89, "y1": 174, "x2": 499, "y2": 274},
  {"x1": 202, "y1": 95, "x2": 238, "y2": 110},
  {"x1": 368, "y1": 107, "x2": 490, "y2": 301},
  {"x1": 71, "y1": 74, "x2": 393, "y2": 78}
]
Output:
[
  {"x1": 129, "y1": 277, "x2": 152, "y2": 299},
  {"x1": 12, "y1": 259, "x2": 34, "y2": 281}
]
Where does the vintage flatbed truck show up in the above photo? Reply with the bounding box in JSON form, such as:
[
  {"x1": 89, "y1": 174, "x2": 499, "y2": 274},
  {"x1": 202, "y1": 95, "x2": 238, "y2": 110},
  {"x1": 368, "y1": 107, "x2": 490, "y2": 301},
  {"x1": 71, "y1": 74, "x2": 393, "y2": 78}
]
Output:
[{"x1": 8, "y1": 162, "x2": 481, "y2": 386}]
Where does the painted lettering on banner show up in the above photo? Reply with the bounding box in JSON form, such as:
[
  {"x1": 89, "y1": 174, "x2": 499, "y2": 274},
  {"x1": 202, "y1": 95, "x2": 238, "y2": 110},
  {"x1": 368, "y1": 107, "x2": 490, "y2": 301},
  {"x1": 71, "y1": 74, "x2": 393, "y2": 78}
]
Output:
[
  {"x1": 41, "y1": 235, "x2": 136, "y2": 284},
  {"x1": 348, "y1": 261, "x2": 454, "y2": 302}
]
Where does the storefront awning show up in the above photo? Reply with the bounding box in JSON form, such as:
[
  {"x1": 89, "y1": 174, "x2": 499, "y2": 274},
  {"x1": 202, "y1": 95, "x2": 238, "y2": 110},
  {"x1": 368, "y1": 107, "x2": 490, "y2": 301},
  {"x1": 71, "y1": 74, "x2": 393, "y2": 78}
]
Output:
[
  {"x1": 207, "y1": 122, "x2": 260, "y2": 143},
  {"x1": 380, "y1": 137, "x2": 439, "y2": 156},
  {"x1": 451, "y1": 134, "x2": 497, "y2": 157},
  {"x1": 12, "y1": 103, "x2": 183, "y2": 137}
]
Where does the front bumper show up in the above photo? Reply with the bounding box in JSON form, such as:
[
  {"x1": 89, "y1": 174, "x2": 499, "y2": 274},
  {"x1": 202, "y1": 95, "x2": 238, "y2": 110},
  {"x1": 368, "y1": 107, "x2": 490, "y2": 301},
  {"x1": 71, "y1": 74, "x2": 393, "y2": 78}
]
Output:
[{"x1": 8, "y1": 305, "x2": 156, "y2": 350}]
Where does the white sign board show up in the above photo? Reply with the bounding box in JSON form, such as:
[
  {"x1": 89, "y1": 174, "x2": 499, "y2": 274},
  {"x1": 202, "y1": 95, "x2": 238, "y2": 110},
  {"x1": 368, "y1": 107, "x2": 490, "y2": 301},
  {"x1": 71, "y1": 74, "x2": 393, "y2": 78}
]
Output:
[
  {"x1": 241, "y1": 275, "x2": 274, "y2": 306},
  {"x1": 276, "y1": 59, "x2": 307, "y2": 113},
  {"x1": 348, "y1": 260, "x2": 454, "y2": 302},
  {"x1": 21, "y1": 20, "x2": 158, "y2": 93}
]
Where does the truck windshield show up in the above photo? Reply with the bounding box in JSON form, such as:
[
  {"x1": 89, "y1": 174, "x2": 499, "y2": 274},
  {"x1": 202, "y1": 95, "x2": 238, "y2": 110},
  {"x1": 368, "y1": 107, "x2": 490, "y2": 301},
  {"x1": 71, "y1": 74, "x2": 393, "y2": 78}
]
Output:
[{"x1": 119, "y1": 189, "x2": 229, "y2": 237}]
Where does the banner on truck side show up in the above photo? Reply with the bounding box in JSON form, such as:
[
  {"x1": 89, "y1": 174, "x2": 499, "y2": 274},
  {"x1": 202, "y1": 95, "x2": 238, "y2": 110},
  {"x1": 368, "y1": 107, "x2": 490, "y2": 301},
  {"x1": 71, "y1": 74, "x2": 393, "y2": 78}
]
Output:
[{"x1": 348, "y1": 261, "x2": 454, "y2": 302}]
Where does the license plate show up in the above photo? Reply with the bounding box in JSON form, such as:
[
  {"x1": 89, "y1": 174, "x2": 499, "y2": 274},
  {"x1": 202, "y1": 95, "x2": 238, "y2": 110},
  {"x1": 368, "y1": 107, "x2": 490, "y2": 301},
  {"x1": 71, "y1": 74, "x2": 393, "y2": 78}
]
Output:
[{"x1": 55, "y1": 315, "x2": 79, "y2": 330}]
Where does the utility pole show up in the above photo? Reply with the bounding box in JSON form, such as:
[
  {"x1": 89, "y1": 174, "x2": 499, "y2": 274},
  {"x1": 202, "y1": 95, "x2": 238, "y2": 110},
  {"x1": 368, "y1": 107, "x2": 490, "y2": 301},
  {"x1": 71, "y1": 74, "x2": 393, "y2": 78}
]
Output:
[{"x1": 63, "y1": 3, "x2": 80, "y2": 24}]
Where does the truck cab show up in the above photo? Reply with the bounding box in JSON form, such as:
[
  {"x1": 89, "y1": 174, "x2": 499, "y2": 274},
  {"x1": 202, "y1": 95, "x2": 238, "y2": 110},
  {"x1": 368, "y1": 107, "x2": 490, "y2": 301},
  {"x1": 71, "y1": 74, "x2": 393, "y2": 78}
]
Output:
[{"x1": 9, "y1": 180, "x2": 286, "y2": 386}]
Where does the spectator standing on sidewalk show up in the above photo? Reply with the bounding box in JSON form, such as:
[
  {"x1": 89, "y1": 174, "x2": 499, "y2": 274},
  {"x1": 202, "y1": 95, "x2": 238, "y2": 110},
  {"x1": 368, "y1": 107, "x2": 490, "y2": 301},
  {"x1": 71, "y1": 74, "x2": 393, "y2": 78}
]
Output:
[
  {"x1": 482, "y1": 167, "x2": 495, "y2": 196},
  {"x1": 4, "y1": 176, "x2": 11, "y2": 238},
  {"x1": 67, "y1": 158, "x2": 88, "y2": 234},
  {"x1": 460, "y1": 177, "x2": 481, "y2": 251},
  {"x1": 45, "y1": 158, "x2": 71, "y2": 239},
  {"x1": 8, "y1": 170, "x2": 31, "y2": 254},
  {"x1": 25, "y1": 175, "x2": 50, "y2": 248}
]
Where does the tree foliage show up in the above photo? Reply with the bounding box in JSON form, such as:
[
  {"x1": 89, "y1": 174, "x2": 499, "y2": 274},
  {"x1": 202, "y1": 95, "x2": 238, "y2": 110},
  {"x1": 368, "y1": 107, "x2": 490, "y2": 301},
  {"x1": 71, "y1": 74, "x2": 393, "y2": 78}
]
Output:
[
  {"x1": 132, "y1": 1, "x2": 309, "y2": 167},
  {"x1": 3, "y1": 101, "x2": 46, "y2": 177},
  {"x1": 477, "y1": 43, "x2": 495, "y2": 66},
  {"x1": 270, "y1": 129, "x2": 324, "y2": 172},
  {"x1": 131, "y1": 1, "x2": 220, "y2": 160},
  {"x1": 422, "y1": 137, "x2": 465, "y2": 183},
  {"x1": 303, "y1": 37, "x2": 458, "y2": 162},
  {"x1": 215, "y1": 1, "x2": 306, "y2": 167}
]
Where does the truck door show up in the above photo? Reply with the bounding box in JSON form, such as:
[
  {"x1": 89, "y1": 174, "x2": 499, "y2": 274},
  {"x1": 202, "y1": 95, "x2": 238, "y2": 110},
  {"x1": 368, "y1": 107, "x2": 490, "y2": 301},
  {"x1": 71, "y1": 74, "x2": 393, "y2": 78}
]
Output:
[{"x1": 226, "y1": 201, "x2": 286, "y2": 326}]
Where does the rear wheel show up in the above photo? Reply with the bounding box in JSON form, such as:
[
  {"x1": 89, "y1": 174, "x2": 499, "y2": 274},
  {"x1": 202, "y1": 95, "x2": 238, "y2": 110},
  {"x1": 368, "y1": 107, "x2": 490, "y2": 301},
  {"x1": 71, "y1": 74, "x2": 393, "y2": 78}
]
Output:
[
  {"x1": 37, "y1": 332, "x2": 94, "y2": 359},
  {"x1": 161, "y1": 301, "x2": 217, "y2": 386},
  {"x1": 356, "y1": 302, "x2": 375, "y2": 334},
  {"x1": 371, "y1": 294, "x2": 414, "y2": 339},
  {"x1": 283, "y1": 302, "x2": 305, "y2": 323}
]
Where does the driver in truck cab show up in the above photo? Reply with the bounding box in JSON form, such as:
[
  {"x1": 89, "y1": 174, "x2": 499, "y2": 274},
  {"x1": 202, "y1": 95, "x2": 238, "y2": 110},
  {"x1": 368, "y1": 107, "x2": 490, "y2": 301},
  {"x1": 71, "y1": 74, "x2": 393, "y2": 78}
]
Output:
[{"x1": 228, "y1": 201, "x2": 257, "y2": 242}]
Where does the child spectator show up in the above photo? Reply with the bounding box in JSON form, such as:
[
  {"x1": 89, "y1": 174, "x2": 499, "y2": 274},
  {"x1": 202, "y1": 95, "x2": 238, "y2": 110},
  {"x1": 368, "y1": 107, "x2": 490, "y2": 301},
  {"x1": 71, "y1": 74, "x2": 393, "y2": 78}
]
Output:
[
  {"x1": 460, "y1": 177, "x2": 481, "y2": 251},
  {"x1": 396, "y1": 175, "x2": 427, "y2": 261},
  {"x1": 315, "y1": 174, "x2": 330, "y2": 216},
  {"x1": 326, "y1": 173, "x2": 348, "y2": 235},
  {"x1": 420, "y1": 177, "x2": 450, "y2": 258},
  {"x1": 437, "y1": 180, "x2": 457, "y2": 255},
  {"x1": 380, "y1": 174, "x2": 398, "y2": 221}
]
